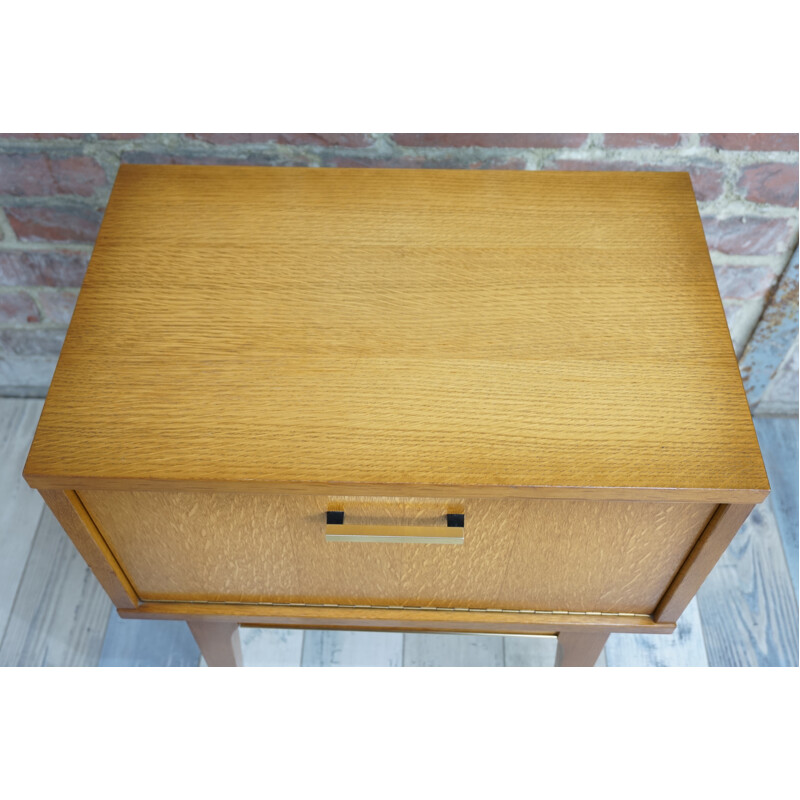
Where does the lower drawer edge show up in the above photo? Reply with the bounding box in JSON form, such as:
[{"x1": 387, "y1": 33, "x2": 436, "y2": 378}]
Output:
[{"x1": 119, "y1": 600, "x2": 676, "y2": 636}]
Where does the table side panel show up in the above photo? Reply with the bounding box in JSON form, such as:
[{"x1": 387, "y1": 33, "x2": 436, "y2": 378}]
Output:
[
  {"x1": 39, "y1": 489, "x2": 138, "y2": 609},
  {"x1": 654, "y1": 503, "x2": 755, "y2": 622}
]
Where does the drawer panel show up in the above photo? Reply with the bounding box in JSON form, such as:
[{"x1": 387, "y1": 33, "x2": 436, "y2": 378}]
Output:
[{"x1": 78, "y1": 490, "x2": 717, "y2": 615}]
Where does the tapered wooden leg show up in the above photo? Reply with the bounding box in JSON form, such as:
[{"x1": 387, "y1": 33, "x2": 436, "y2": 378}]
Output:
[
  {"x1": 187, "y1": 620, "x2": 243, "y2": 667},
  {"x1": 555, "y1": 631, "x2": 609, "y2": 667}
]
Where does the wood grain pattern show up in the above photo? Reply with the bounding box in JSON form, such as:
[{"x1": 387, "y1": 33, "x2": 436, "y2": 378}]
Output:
[
  {"x1": 24, "y1": 166, "x2": 767, "y2": 503},
  {"x1": 27, "y1": 477, "x2": 767, "y2": 504},
  {"x1": 654, "y1": 504, "x2": 754, "y2": 622},
  {"x1": 187, "y1": 619, "x2": 242, "y2": 667},
  {"x1": 0, "y1": 508, "x2": 112, "y2": 667},
  {"x1": 697, "y1": 500, "x2": 799, "y2": 666},
  {"x1": 0, "y1": 399, "x2": 44, "y2": 639},
  {"x1": 79, "y1": 490, "x2": 716, "y2": 614},
  {"x1": 120, "y1": 601, "x2": 676, "y2": 635},
  {"x1": 605, "y1": 597, "x2": 709, "y2": 667},
  {"x1": 39, "y1": 489, "x2": 138, "y2": 609}
]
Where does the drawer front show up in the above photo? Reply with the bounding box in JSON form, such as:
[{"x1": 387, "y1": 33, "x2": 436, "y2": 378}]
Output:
[{"x1": 78, "y1": 490, "x2": 717, "y2": 615}]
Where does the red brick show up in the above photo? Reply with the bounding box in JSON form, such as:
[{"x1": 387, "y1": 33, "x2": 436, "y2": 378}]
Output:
[
  {"x1": 604, "y1": 133, "x2": 681, "y2": 148},
  {"x1": 0, "y1": 133, "x2": 83, "y2": 140},
  {"x1": 701, "y1": 133, "x2": 799, "y2": 151},
  {"x1": 737, "y1": 163, "x2": 798, "y2": 207},
  {"x1": 321, "y1": 153, "x2": 527, "y2": 170},
  {"x1": 686, "y1": 166, "x2": 726, "y2": 203},
  {"x1": 0, "y1": 154, "x2": 107, "y2": 197},
  {"x1": 0, "y1": 290, "x2": 39, "y2": 323},
  {"x1": 712, "y1": 263, "x2": 779, "y2": 300},
  {"x1": 36, "y1": 288, "x2": 79, "y2": 324},
  {"x1": 553, "y1": 159, "x2": 724, "y2": 201},
  {"x1": 0, "y1": 250, "x2": 89, "y2": 286},
  {"x1": 0, "y1": 327, "x2": 65, "y2": 356},
  {"x1": 701, "y1": 216, "x2": 795, "y2": 255},
  {"x1": 184, "y1": 133, "x2": 373, "y2": 147},
  {"x1": 5, "y1": 206, "x2": 103, "y2": 243},
  {"x1": 393, "y1": 133, "x2": 587, "y2": 148}
]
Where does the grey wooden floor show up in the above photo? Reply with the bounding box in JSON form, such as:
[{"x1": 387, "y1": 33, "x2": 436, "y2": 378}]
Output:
[{"x1": 1, "y1": 398, "x2": 797, "y2": 667}]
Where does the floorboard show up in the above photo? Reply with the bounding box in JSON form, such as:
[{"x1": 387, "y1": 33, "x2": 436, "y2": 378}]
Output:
[
  {"x1": 239, "y1": 628, "x2": 303, "y2": 667},
  {"x1": 698, "y1": 500, "x2": 799, "y2": 667},
  {"x1": 0, "y1": 399, "x2": 44, "y2": 640},
  {"x1": 403, "y1": 633, "x2": 504, "y2": 667},
  {"x1": 99, "y1": 615, "x2": 200, "y2": 667},
  {"x1": 754, "y1": 416, "x2": 798, "y2": 598},
  {"x1": 0, "y1": 508, "x2": 112, "y2": 667},
  {"x1": 301, "y1": 630, "x2": 403, "y2": 667},
  {"x1": 503, "y1": 635, "x2": 558, "y2": 667},
  {"x1": 605, "y1": 597, "x2": 708, "y2": 667}
]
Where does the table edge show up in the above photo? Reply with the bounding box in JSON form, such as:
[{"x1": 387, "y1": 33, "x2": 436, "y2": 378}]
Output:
[{"x1": 24, "y1": 470, "x2": 768, "y2": 504}]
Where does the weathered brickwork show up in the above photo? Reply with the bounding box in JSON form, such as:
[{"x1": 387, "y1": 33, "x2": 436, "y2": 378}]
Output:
[{"x1": 1, "y1": 132, "x2": 797, "y2": 404}]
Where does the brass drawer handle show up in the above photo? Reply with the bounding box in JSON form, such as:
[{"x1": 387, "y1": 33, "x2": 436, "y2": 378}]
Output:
[{"x1": 325, "y1": 511, "x2": 464, "y2": 544}]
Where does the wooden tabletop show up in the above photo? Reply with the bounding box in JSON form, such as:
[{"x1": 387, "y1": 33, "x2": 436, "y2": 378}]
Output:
[{"x1": 24, "y1": 165, "x2": 768, "y2": 502}]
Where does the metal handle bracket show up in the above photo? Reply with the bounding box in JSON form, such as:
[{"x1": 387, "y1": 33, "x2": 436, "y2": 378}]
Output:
[{"x1": 325, "y1": 510, "x2": 464, "y2": 544}]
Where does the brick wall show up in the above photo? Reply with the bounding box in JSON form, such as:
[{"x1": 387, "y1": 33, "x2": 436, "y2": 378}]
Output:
[{"x1": 1, "y1": 133, "x2": 797, "y2": 408}]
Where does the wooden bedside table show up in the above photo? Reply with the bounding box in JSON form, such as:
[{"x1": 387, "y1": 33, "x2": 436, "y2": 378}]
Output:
[{"x1": 23, "y1": 165, "x2": 769, "y2": 667}]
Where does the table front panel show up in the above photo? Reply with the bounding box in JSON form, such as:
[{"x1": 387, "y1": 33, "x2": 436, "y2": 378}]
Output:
[{"x1": 78, "y1": 490, "x2": 717, "y2": 615}]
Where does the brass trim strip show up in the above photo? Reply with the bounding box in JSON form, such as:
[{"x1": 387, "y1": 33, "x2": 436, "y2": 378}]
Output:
[
  {"x1": 140, "y1": 597, "x2": 650, "y2": 618},
  {"x1": 325, "y1": 524, "x2": 464, "y2": 544}
]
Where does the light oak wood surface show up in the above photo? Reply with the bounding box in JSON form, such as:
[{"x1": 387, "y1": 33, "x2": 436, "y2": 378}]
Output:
[
  {"x1": 40, "y1": 489, "x2": 137, "y2": 609},
  {"x1": 654, "y1": 503, "x2": 753, "y2": 622},
  {"x1": 187, "y1": 619, "x2": 242, "y2": 667},
  {"x1": 555, "y1": 631, "x2": 610, "y2": 667},
  {"x1": 3, "y1": 397, "x2": 791, "y2": 667},
  {"x1": 78, "y1": 489, "x2": 716, "y2": 614},
  {"x1": 120, "y1": 600, "x2": 675, "y2": 635},
  {"x1": 24, "y1": 166, "x2": 767, "y2": 503},
  {"x1": 18, "y1": 167, "x2": 773, "y2": 665}
]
